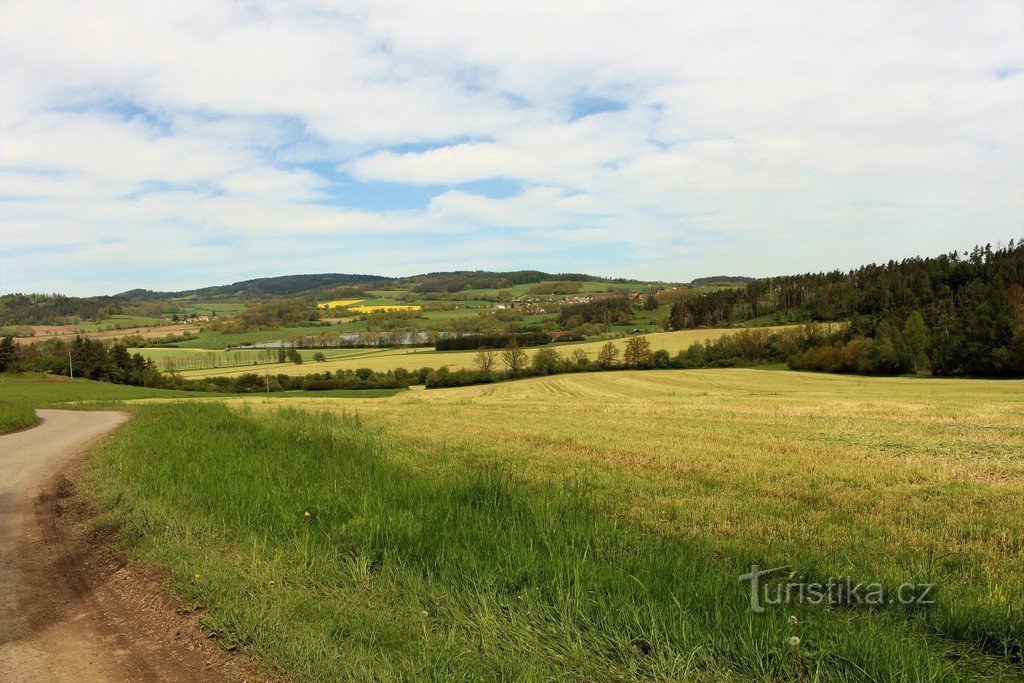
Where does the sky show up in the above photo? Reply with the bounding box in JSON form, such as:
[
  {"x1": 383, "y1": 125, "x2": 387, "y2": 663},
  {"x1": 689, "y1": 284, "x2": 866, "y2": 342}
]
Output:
[{"x1": 0, "y1": 0, "x2": 1022, "y2": 296}]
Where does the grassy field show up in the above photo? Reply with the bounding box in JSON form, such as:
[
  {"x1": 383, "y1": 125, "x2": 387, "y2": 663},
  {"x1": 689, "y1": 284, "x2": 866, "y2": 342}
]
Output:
[
  {"x1": 0, "y1": 373, "x2": 225, "y2": 404},
  {"x1": 181, "y1": 301, "x2": 249, "y2": 316},
  {"x1": 74, "y1": 314, "x2": 166, "y2": 332},
  {"x1": 172, "y1": 324, "x2": 340, "y2": 349},
  {"x1": 174, "y1": 326, "x2": 795, "y2": 378},
  {"x1": 76, "y1": 369, "x2": 1022, "y2": 680},
  {"x1": 0, "y1": 373, "x2": 403, "y2": 404},
  {"x1": 0, "y1": 399, "x2": 37, "y2": 433}
]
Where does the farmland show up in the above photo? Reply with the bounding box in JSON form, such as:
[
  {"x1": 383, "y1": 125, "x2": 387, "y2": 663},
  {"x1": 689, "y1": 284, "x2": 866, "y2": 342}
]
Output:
[
  {"x1": 171, "y1": 326, "x2": 799, "y2": 378},
  {"x1": 71, "y1": 368, "x2": 1024, "y2": 680}
]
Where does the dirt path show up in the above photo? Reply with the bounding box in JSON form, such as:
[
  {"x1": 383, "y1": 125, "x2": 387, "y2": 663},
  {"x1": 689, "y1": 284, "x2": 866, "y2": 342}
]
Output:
[{"x1": 0, "y1": 410, "x2": 256, "y2": 682}]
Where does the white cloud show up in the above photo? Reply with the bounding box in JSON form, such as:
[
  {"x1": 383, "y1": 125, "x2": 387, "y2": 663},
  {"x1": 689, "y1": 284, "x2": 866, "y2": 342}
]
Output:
[{"x1": 0, "y1": 0, "x2": 1021, "y2": 294}]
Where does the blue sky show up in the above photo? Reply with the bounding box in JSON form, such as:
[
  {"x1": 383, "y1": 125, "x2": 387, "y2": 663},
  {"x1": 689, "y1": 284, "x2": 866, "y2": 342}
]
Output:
[{"x1": 0, "y1": 0, "x2": 1022, "y2": 295}]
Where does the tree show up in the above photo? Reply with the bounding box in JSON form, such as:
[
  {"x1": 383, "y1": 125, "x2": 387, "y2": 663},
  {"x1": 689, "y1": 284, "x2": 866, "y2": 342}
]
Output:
[
  {"x1": 863, "y1": 321, "x2": 910, "y2": 374},
  {"x1": 474, "y1": 347, "x2": 497, "y2": 373},
  {"x1": 501, "y1": 339, "x2": 528, "y2": 374},
  {"x1": 313, "y1": 352, "x2": 327, "y2": 362},
  {"x1": 287, "y1": 348, "x2": 303, "y2": 364},
  {"x1": 931, "y1": 314, "x2": 966, "y2": 376},
  {"x1": 623, "y1": 336, "x2": 653, "y2": 368},
  {"x1": 596, "y1": 341, "x2": 619, "y2": 368},
  {"x1": 0, "y1": 336, "x2": 15, "y2": 372},
  {"x1": 960, "y1": 279, "x2": 1015, "y2": 376},
  {"x1": 570, "y1": 348, "x2": 589, "y2": 369},
  {"x1": 531, "y1": 348, "x2": 562, "y2": 374},
  {"x1": 903, "y1": 311, "x2": 930, "y2": 373}
]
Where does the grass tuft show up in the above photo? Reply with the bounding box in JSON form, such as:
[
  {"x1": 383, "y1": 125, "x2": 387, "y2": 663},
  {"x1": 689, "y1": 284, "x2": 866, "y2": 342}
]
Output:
[{"x1": 0, "y1": 399, "x2": 37, "y2": 434}]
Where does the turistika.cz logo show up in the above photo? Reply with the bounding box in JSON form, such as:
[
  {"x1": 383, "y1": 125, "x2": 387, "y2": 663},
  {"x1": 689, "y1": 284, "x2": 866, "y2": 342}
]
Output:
[{"x1": 739, "y1": 565, "x2": 936, "y2": 614}]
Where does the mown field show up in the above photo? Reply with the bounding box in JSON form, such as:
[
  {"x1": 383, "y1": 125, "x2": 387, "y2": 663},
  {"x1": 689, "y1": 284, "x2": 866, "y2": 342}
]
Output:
[
  {"x1": 76, "y1": 369, "x2": 1023, "y2": 680},
  {"x1": 171, "y1": 326, "x2": 795, "y2": 379}
]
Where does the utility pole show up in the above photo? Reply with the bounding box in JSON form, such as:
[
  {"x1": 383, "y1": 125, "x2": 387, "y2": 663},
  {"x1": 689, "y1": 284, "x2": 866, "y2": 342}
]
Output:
[{"x1": 68, "y1": 348, "x2": 74, "y2": 378}]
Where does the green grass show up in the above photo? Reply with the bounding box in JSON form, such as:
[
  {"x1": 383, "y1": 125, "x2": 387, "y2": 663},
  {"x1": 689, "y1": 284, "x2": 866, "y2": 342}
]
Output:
[
  {"x1": 0, "y1": 373, "x2": 401, "y2": 405},
  {"x1": 172, "y1": 324, "x2": 341, "y2": 349},
  {"x1": 73, "y1": 314, "x2": 165, "y2": 332},
  {"x1": 181, "y1": 301, "x2": 249, "y2": 316},
  {"x1": 0, "y1": 373, "x2": 222, "y2": 405},
  {"x1": 85, "y1": 400, "x2": 1021, "y2": 681},
  {"x1": 0, "y1": 399, "x2": 38, "y2": 433}
]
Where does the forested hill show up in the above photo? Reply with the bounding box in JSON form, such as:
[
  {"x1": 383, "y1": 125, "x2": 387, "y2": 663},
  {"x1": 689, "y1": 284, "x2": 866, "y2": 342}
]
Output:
[
  {"x1": 1, "y1": 270, "x2": 662, "y2": 324},
  {"x1": 117, "y1": 273, "x2": 391, "y2": 300},
  {"x1": 670, "y1": 241, "x2": 1024, "y2": 377}
]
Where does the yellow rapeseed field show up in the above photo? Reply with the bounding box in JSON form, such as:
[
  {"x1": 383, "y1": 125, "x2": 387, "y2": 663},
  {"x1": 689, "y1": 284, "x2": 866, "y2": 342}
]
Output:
[{"x1": 317, "y1": 299, "x2": 364, "y2": 309}]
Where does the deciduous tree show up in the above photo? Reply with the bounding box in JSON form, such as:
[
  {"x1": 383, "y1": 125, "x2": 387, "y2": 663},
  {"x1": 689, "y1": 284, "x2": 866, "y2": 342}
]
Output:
[
  {"x1": 474, "y1": 347, "x2": 497, "y2": 373},
  {"x1": 501, "y1": 339, "x2": 528, "y2": 374},
  {"x1": 623, "y1": 336, "x2": 654, "y2": 368},
  {"x1": 596, "y1": 341, "x2": 619, "y2": 368}
]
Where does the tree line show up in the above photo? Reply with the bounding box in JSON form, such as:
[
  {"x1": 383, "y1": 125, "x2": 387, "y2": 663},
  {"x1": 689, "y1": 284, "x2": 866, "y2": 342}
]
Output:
[
  {"x1": 669, "y1": 241, "x2": 1024, "y2": 377},
  {"x1": 0, "y1": 336, "x2": 161, "y2": 385},
  {"x1": 0, "y1": 293, "x2": 124, "y2": 325}
]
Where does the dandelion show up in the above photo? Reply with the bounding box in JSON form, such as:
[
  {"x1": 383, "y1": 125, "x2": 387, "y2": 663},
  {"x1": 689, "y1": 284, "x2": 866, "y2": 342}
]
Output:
[
  {"x1": 267, "y1": 580, "x2": 276, "y2": 586},
  {"x1": 304, "y1": 511, "x2": 311, "y2": 517},
  {"x1": 789, "y1": 615, "x2": 798, "y2": 625},
  {"x1": 420, "y1": 610, "x2": 429, "y2": 618},
  {"x1": 789, "y1": 636, "x2": 801, "y2": 647},
  {"x1": 194, "y1": 573, "x2": 201, "y2": 580}
]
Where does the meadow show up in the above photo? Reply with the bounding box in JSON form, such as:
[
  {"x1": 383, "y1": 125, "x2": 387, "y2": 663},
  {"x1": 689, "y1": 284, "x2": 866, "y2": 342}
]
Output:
[
  {"x1": 0, "y1": 373, "x2": 403, "y2": 405},
  {"x1": 172, "y1": 326, "x2": 795, "y2": 379},
  {"x1": 74, "y1": 369, "x2": 1023, "y2": 680},
  {"x1": 171, "y1": 324, "x2": 340, "y2": 349},
  {"x1": 0, "y1": 399, "x2": 37, "y2": 433},
  {"x1": 0, "y1": 373, "x2": 224, "y2": 404}
]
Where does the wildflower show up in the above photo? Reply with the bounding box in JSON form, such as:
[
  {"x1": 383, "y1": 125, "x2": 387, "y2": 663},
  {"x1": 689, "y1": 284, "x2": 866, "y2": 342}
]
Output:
[
  {"x1": 194, "y1": 573, "x2": 201, "y2": 580},
  {"x1": 420, "y1": 610, "x2": 429, "y2": 618},
  {"x1": 789, "y1": 615, "x2": 798, "y2": 625},
  {"x1": 267, "y1": 580, "x2": 276, "y2": 586},
  {"x1": 789, "y1": 636, "x2": 800, "y2": 647},
  {"x1": 304, "y1": 511, "x2": 311, "y2": 517}
]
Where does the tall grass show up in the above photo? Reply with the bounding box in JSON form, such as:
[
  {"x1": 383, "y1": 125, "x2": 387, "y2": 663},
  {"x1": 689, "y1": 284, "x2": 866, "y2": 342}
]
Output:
[
  {"x1": 0, "y1": 400, "x2": 37, "y2": 433},
  {"x1": 87, "y1": 403, "x2": 1018, "y2": 681}
]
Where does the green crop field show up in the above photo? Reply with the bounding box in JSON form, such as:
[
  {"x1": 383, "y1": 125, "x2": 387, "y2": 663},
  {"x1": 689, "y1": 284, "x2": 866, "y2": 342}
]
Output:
[
  {"x1": 77, "y1": 368, "x2": 1023, "y2": 680},
  {"x1": 175, "y1": 326, "x2": 798, "y2": 379},
  {"x1": 171, "y1": 324, "x2": 341, "y2": 349}
]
